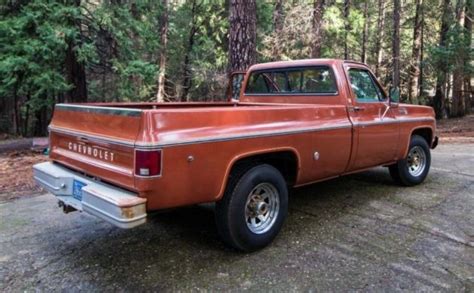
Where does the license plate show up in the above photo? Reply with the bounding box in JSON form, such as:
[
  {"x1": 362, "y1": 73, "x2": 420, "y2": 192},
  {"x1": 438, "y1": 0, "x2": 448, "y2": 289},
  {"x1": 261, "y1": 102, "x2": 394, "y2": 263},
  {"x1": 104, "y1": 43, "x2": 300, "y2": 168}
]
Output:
[{"x1": 72, "y1": 180, "x2": 86, "y2": 201}]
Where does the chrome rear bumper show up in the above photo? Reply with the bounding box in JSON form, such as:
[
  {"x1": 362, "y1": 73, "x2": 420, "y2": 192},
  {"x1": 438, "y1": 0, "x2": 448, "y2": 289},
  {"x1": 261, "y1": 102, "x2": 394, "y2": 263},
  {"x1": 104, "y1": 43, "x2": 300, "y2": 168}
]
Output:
[{"x1": 33, "y1": 162, "x2": 146, "y2": 229}]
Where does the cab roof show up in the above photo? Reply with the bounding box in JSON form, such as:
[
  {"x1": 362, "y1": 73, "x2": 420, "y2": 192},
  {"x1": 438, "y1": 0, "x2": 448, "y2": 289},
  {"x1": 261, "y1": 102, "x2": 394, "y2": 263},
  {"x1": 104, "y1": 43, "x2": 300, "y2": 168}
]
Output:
[{"x1": 247, "y1": 59, "x2": 367, "y2": 72}]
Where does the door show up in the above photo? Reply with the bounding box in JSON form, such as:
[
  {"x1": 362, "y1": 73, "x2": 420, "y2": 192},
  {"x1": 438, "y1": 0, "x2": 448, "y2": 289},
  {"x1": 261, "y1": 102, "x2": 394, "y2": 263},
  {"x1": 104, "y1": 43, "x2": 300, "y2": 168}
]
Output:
[{"x1": 345, "y1": 66, "x2": 400, "y2": 171}]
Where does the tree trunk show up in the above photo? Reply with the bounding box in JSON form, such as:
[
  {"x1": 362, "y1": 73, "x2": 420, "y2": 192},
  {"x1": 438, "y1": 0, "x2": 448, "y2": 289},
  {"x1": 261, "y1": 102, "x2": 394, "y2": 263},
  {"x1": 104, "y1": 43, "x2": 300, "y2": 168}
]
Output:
[
  {"x1": 272, "y1": 0, "x2": 284, "y2": 60},
  {"x1": 12, "y1": 81, "x2": 19, "y2": 135},
  {"x1": 392, "y1": 0, "x2": 401, "y2": 90},
  {"x1": 64, "y1": 43, "x2": 87, "y2": 103},
  {"x1": 343, "y1": 0, "x2": 350, "y2": 60},
  {"x1": 408, "y1": 0, "x2": 423, "y2": 104},
  {"x1": 374, "y1": 0, "x2": 385, "y2": 76},
  {"x1": 451, "y1": 0, "x2": 465, "y2": 117},
  {"x1": 434, "y1": 0, "x2": 452, "y2": 119},
  {"x1": 361, "y1": 0, "x2": 369, "y2": 63},
  {"x1": 419, "y1": 13, "x2": 424, "y2": 98},
  {"x1": 464, "y1": 0, "x2": 472, "y2": 114},
  {"x1": 64, "y1": 0, "x2": 87, "y2": 103},
  {"x1": 22, "y1": 91, "x2": 32, "y2": 137},
  {"x1": 180, "y1": 0, "x2": 197, "y2": 101},
  {"x1": 311, "y1": 0, "x2": 325, "y2": 58},
  {"x1": 156, "y1": 0, "x2": 168, "y2": 102},
  {"x1": 229, "y1": 0, "x2": 257, "y2": 72}
]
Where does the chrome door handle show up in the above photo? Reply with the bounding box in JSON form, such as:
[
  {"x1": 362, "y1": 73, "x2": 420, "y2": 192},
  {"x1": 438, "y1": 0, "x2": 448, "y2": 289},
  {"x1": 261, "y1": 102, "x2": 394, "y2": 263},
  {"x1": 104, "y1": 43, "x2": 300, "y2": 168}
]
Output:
[{"x1": 350, "y1": 106, "x2": 364, "y2": 112}]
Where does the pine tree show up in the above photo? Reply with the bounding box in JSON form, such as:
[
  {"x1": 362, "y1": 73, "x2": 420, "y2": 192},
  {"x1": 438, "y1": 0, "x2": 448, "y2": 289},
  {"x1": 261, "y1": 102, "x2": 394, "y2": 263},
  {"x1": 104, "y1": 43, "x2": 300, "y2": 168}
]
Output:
[{"x1": 229, "y1": 0, "x2": 256, "y2": 71}]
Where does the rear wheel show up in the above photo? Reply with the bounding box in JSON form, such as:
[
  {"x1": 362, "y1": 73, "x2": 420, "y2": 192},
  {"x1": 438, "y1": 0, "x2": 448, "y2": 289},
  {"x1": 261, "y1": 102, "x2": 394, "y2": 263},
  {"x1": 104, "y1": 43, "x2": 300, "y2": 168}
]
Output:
[
  {"x1": 389, "y1": 135, "x2": 431, "y2": 186},
  {"x1": 215, "y1": 164, "x2": 288, "y2": 252}
]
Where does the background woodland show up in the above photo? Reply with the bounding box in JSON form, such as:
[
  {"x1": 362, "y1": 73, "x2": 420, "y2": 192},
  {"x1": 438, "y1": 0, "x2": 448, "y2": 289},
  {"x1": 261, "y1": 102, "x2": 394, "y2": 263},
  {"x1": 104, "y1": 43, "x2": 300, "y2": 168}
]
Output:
[{"x1": 0, "y1": 0, "x2": 472, "y2": 137}]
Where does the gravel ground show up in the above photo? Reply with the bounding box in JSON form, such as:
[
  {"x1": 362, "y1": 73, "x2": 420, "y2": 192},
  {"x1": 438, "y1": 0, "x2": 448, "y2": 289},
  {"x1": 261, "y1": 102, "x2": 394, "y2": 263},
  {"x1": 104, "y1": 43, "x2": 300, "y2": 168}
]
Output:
[{"x1": 0, "y1": 143, "x2": 473, "y2": 291}]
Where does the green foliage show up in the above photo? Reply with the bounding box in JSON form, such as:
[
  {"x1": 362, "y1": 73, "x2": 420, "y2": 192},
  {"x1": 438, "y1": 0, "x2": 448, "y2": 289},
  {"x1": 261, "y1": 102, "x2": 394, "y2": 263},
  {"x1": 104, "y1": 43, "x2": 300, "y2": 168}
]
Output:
[
  {"x1": 0, "y1": 0, "x2": 472, "y2": 136},
  {"x1": 85, "y1": 2, "x2": 160, "y2": 101},
  {"x1": 429, "y1": 23, "x2": 473, "y2": 79},
  {"x1": 0, "y1": 1, "x2": 74, "y2": 101},
  {"x1": 0, "y1": 0, "x2": 88, "y2": 135}
]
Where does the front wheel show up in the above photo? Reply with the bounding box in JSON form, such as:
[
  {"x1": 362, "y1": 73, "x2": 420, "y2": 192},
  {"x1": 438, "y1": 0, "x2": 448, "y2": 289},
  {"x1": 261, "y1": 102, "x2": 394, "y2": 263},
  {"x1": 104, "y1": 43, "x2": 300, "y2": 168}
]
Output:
[
  {"x1": 215, "y1": 164, "x2": 288, "y2": 252},
  {"x1": 389, "y1": 135, "x2": 431, "y2": 186}
]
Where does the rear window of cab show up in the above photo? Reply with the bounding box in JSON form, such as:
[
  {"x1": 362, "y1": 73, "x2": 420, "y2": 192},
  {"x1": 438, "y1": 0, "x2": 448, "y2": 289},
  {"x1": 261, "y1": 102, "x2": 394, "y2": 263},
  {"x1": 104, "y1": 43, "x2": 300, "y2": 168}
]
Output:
[{"x1": 245, "y1": 66, "x2": 337, "y2": 95}]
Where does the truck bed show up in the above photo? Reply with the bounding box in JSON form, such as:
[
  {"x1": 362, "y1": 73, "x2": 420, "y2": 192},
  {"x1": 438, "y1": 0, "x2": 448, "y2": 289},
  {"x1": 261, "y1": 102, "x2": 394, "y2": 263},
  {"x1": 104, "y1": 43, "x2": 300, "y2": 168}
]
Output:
[{"x1": 48, "y1": 102, "x2": 352, "y2": 194}]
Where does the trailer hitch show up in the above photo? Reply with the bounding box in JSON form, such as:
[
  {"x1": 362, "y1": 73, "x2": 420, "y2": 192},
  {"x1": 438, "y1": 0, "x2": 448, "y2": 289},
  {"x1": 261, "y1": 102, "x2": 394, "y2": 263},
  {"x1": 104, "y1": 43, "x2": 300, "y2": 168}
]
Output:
[{"x1": 58, "y1": 201, "x2": 77, "y2": 214}]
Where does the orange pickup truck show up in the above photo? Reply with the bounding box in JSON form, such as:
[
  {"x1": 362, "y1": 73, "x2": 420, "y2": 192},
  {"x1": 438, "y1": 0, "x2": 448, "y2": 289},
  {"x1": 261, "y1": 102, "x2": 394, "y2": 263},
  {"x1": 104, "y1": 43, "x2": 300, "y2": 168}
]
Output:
[{"x1": 34, "y1": 59, "x2": 438, "y2": 251}]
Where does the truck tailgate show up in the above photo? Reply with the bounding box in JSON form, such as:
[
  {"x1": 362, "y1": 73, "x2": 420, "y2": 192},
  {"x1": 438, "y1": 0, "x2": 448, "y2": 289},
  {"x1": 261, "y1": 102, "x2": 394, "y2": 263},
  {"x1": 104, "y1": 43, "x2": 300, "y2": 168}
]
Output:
[{"x1": 48, "y1": 104, "x2": 142, "y2": 190}]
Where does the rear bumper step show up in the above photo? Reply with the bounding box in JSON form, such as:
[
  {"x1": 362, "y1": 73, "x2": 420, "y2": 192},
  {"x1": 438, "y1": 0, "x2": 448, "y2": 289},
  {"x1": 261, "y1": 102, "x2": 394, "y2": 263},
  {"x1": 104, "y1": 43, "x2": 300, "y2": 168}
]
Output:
[{"x1": 33, "y1": 162, "x2": 146, "y2": 229}]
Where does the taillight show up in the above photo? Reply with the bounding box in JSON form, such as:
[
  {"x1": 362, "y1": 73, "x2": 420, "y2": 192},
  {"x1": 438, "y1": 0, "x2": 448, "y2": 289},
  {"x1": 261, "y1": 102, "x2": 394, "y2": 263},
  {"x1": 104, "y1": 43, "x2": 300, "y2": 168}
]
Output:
[{"x1": 135, "y1": 149, "x2": 162, "y2": 177}]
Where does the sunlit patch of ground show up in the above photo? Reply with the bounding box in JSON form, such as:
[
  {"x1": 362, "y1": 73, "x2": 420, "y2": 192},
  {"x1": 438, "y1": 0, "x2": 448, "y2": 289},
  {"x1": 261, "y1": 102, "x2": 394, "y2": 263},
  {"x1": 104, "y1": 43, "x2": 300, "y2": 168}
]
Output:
[
  {"x1": 437, "y1": 114, "x2": 474, "y2": 143},
  {"x1": 0, "y1": 151, "x2": 46, "y2": 202}
]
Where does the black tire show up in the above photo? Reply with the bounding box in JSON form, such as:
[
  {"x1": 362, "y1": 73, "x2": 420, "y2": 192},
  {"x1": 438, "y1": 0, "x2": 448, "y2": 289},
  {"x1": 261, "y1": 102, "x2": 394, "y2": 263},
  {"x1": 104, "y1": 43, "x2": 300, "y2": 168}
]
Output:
[
  {"x1": 215, "y1": 164, "x2": 288, "y2": 252},
  {"x1": 389, "y1": 135, "x2": 431, "y2": 186}
]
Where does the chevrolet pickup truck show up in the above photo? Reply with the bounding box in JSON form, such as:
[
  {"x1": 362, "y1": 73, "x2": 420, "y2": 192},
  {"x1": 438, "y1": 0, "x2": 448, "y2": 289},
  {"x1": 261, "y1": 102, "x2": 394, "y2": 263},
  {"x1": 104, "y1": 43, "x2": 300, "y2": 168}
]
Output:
[{"x1": 34, "y1": 59, "x2": 438, "y2": 251}]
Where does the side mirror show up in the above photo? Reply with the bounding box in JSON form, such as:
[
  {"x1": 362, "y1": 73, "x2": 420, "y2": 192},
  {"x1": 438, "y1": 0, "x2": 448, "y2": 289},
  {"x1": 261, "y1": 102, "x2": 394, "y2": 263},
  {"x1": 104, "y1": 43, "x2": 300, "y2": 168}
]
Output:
[
  {"x1": 226, "y1": 71, "x2": 245, "y2": 101},
  {"x1": 389, "y1": 87, "x2": 400, "y2": 104}
]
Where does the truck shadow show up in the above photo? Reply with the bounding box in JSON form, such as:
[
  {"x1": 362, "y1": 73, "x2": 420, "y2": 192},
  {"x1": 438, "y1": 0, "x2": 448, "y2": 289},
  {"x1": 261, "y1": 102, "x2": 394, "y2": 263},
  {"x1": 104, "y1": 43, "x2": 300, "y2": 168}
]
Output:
[
  {"x1": 61, "y1": 167, "x2": 406, "y2": 289},
  {"x1": 133, "y1": 168, "x2": 394, "y2": 246},
  {"x1": 144, "y1": 167, "x2": 397, "y2": 249}
]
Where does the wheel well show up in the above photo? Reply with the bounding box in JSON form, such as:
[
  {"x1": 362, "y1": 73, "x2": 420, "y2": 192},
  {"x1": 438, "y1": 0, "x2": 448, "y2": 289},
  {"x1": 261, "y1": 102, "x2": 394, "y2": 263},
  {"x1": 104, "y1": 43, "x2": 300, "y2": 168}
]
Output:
[
  {"x1": 230, "y1": 151, "x2": 299, "y2": 187},
  {"x1": 412, "y1": 128, "x2": 432, "y2": 145}
]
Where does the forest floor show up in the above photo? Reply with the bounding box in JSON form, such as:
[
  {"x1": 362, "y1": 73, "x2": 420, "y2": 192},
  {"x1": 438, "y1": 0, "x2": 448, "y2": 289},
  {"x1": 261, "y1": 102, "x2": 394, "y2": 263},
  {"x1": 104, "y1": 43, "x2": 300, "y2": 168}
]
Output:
[
  {"x1": 0, "y1": 150, "x2": 45, "y2": 202},
  {"x1": 437, "y1": 113, "x2": 474, "y2": 143},
  {"x1": 0, "y1": 114, "x2": 473, "y2": 202}
]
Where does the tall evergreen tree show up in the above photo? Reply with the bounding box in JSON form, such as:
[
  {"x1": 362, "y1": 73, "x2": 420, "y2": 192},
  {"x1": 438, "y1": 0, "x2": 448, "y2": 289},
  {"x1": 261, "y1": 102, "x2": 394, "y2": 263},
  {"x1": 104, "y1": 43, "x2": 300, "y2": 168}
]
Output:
[
  {"x1": 156, "y1": 0, "x2": 168, "y2": 102},
  {"x1": 451, "y1": 0, "x2": 466, "y2": 116},
  {"x1": 311, "y1": 0, "x2": 325, "y2": 58},
  {"x1": 64, "y1": 0, "x2": 87, "y2": 103},
  {"x1": 434, "y1": 0, "x2": 452, "y2": 119},
  {"x1": 374, "y1": 0, "x2": 386, "y2": 77},
  {"x1": 343, "y1": 0, "x2": 351, "y2": 60},
  {"x1": 229, "y1": 0, "x2": 256, "y2": 71},
  {"x1": 392, "y1": 0, "x2": 401, "y2": 90},
  {"x1": 463, "y1": 0, "x2": 473, "y2": 114},
  {"x1": 408, "y1": 0, "x2": 423, "y2": 104},
  {"x1": 272, "y1": 0, "x2": 284, "y2": 60},
  {"x1": 361, "y1": 0, "x2": 369, "y2": 63}
]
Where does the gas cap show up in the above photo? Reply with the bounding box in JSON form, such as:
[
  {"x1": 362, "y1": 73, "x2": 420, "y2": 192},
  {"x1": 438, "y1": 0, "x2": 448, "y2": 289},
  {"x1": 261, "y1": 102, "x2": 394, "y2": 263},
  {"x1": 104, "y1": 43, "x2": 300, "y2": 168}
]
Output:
[{"x1": 313, "y1": 151, "x2": 320, "y2": 160}]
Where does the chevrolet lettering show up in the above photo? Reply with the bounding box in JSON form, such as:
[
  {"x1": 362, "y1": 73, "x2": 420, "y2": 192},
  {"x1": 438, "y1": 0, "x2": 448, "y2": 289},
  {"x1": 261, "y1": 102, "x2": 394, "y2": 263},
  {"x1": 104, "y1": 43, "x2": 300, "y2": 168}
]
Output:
[
  {"x1": 34, "y1": 59, "x2": 438, "y2": 251},
  {"x1": 67, "y1": 142, "x2": 115, "y2": 162}
]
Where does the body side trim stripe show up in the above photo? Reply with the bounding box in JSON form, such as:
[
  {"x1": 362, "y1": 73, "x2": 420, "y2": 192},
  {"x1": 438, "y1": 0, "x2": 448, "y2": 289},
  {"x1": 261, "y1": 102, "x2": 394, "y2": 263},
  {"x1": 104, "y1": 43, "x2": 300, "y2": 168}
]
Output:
[
  {"x1": 138, "y1": 124, "x2": 353, "y2": 148},
  {"x1": 50, "y1": 124, "x2": 352, "y2": 148},
  {"x1": 49, "y1": 117, "x2": 434, "y2": 149},
  {"x1": 353, "y1": 117, "x2": 435, "y2": 127}
]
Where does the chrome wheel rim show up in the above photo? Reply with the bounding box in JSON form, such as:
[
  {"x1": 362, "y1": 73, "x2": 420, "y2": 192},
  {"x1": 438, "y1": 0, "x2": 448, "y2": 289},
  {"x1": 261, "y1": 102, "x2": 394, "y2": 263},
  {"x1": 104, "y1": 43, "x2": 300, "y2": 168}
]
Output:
[
  {"x1": 245, "y1": 183, "x2": 280, "y2": 234},
  {"x1": 407, "y1": 146, "x2": 426, "y2": 177}
]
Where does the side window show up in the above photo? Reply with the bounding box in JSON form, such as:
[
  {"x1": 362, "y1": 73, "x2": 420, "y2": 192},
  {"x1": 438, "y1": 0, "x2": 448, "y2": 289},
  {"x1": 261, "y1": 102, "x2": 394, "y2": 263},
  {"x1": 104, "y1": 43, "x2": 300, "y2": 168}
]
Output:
[
  {"x1": 301, "y1": 68, "x2": 337, "y2": 93},
  {"x1": 348, "y1": 69, "x2": 384, "y2": 102},
  {"x1": 271, "y1": 72, "x2": 289, "y2": 92},
  {"x1": 372, "y1": 77, "x2": 386, "y2": 100},
  {"x1": 287, "y1": 70, "x2": 302, "y2": 92},
  {"x1": 246, "y1": 73, "x2": 270, "y2": 93}
]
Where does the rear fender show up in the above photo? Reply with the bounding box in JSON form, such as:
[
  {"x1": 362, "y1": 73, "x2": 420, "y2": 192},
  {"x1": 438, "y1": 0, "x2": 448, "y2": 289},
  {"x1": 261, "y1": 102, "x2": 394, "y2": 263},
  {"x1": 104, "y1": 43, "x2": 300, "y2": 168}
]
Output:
[{"x1": 216, "y1": 147, "x2": 301, "y2": 200}]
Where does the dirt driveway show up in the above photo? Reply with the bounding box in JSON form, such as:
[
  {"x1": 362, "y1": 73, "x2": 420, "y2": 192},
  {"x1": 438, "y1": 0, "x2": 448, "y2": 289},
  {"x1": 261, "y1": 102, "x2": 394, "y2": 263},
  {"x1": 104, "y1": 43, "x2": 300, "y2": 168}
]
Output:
[{"x1": 0, "y1": 143, "x2": 473, "y2": 291}]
